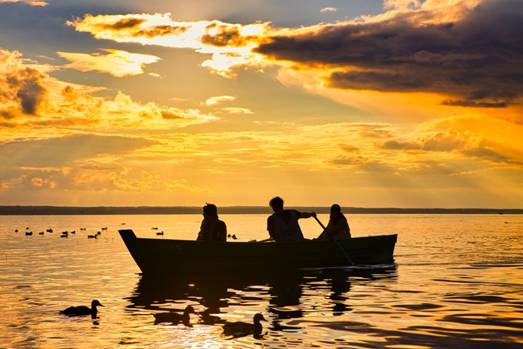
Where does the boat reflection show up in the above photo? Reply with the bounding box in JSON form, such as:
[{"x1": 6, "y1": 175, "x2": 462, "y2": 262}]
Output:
[{"x1": 126, "y1": 266, "x2": 397, "y2": 334}]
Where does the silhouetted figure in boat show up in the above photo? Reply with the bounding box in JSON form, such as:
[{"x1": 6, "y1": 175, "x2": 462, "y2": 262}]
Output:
[
  {"x1": 197, "y1": 203, "x2": 227, "y2": 242},
  {"x1": 153, "y1": 305, "x2": 195, "y2": 326},
  {"x1": 223, "y1": 313, "x2": 266, "y2": 339},
  {"x1": 60, "y1": 299, "x2": 103, "y2": 318},
  {"x1": 267, "y1": 196, "x2": 316, "y2": 242},
  {"x1": 317, "y1": 204, "x2": 351, "y2": 240}
]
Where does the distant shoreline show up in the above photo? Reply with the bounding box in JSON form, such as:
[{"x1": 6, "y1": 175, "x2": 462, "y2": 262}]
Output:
[{"x1": 0, "y1": 206, "x2": 521, "y2": 215}]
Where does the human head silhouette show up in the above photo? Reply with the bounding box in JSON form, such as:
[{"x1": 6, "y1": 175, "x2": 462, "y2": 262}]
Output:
[
  {"x1": 269, "y1": 196, "x2": 284, "y2": 212},
  {"x1": 203, "y1": 203, "x2": 218, "y2": 219}
]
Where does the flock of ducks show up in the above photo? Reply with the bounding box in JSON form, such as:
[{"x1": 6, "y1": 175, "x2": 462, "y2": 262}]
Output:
[
  {"x1": 61, "y1": 301, "x2": 267, "y2": 339},
  {"x1": 19, "y1": 226, "x2": 104, "y2": 239}
]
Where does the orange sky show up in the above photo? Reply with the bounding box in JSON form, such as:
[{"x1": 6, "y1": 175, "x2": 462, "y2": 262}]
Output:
[{"x1": 0, "y1": 0, "x2": 521, "y2": 207}]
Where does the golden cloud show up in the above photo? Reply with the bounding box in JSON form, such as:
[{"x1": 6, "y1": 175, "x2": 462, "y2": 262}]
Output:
[
  {"x1": 0, "y1": 48, "x2": 217, "y2": 133},
  {"x1": 68, "y1": 1, "x2": 522, "y2": 110},
  {"x1": 203, "y1": 95, "x2": 235, "y2": 106},
  {"x1": 67, "y1": 13, "x2": 270, "y2": 77},
  {"x1": 57, "y1": 49, "x2": 160, "y2": 77}
]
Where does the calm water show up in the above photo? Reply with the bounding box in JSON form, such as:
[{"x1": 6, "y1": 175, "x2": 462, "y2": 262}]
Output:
[{"x1": 0, "y1": 214, "x2": 522, "y2": 348}]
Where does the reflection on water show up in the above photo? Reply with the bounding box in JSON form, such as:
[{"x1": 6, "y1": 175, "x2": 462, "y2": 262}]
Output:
[
  {"x1": 0, "y1": 214, "x2": 522, "y2": 348},
  {"x1": 126, "y1": 267, "x2": 397, "y2": 345}
]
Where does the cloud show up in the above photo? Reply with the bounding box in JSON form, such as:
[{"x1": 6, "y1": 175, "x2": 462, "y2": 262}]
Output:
[
  {"x1": 0, "y1": 0, "x2": 47, "y2": 6},
  {"x1": 67, "y1": 13, "x2": 270, "y2": 77},
  {"x1": 256, "y1": 0, "x2": 523, "y2": 107},
  {"x1": 68, "y1": 1, "x2": 523, "y2": 108},
  {"x1": 0, "y1": 48, "x2": 217, "y2": 129},
  {"x1": 218, "y1": 107, "x2": 253, "y2": 115},
  {"x1": 203, "y1": 95, "x2": 236, "y2": 106},
  {"x1": 57, "y1": 49, "x2": 160, "y2": 77},
  {"x1": 320, "y1": 7, "x2": 337, "y2": 13},
  {"x1": 0, "y1": 50, "x2": 47, "y2": 116}
]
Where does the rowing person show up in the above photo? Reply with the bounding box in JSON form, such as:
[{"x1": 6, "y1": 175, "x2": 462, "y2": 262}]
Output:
[
  {"x1": 317, "y1": 204, "x2": 351, "y2": 240},
  {"x1": 267, "y1": 196, "x2": 316, "y2": 242},
  {"x1": 197, "y1": 203, "x2": 227, "y2": 242}
]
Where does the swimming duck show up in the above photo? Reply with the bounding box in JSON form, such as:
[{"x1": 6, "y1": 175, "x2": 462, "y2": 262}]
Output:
[
  {"x1": 38, "y1": 231, "x2": 44, "y2": 235},
  {"x1": 153, "y1": 305, "x2": 195, "y2": 326},
  {"x1": 223, "y1": 313, "x2": 266, "y2": 339},
  {"x1": 231, "y1": 234, "x2": 238, "y2": 240},
  {"x1": 25, "y1": 231, "x2": 33, "y2": 236},
  {"x1": 156, "y1": 231, "x2": 164, "y2": 236},
  {"x1": 60, "y1": 232, "x2": 68, "y2": 238},
  {"x1": 87, "y1": 234, "x2": 97, "y2": 239},
  {"x1": 60, "y1": 299, "x2": 103, "y2": 317},
  {"x1": 46, "y1": 228, "x2": 53, "y2": 233}
]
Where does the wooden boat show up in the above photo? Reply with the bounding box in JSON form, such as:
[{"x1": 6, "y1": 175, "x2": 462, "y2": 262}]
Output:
[{"x1": 119, "y1": 230, "x2": 397, "y2": 275}]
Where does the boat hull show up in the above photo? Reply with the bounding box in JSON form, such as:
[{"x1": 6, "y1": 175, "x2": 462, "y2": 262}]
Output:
[{"x1": 119, "y1": 230, "x2": 397, "y2": 275}]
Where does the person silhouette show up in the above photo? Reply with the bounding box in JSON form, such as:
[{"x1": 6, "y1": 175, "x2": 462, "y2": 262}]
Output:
[
  {"x1": 317, "y1": 204, "x2": 351, "y2": 240},
  {"x1": 267, "y1": 197, "x2": 315, "y2": 242},
  {"x1": 197, "y1": 203, "x2": 227, "y2": 242}
]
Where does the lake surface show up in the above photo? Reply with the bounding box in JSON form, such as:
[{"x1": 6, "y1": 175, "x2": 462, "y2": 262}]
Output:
[{"x1": 0, "y1": 214, "x2": 522, "y2": 348}]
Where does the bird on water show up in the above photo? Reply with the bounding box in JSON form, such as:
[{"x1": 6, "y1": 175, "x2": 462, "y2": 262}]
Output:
[
  {"x1": 153, "y1": 305, "x2": 195, "y2": 326},
  {"x1": 223, "y1": 313, "x2": 267, "y2": 339},
  {"x1": 60, "y1": 299, "x2": 103, "y2": 317}
]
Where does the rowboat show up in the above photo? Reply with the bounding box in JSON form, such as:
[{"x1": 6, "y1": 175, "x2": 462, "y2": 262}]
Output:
[{"x1": 119, "y1": 229, "x2": 397, "y2": 275}]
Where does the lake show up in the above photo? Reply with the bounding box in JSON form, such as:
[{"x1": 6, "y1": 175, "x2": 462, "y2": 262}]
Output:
[{"x1": 0, "y1": 214, "x2": 522, "y2": 348}]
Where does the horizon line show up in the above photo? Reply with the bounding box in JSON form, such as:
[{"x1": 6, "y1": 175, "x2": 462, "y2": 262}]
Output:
[{"x1": 0, "y1": 205, "x2": 521, "y2": 215}]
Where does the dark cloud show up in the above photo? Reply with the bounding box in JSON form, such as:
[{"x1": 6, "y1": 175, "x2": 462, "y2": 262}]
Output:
[
  {"x1": 256, "y1": 0, "x2": 523, "y2": 107},
  {"x1": 463, "y1": 147, "x2": 522, "y2": 164},
  {"x1": 134, "y1": 25, "x2": 188, "y2": 38},
  {"x1": 104, "y1": 17, "x2": 144, "y2": 29},
  {"x1": 16, "y1": 74, "x2": 46, "y2": 114},
  {"x1": 2, "y1": 65, "x2": 47, "y2": 115},
  {"x1": 201, "y1": 23, "x2": 251, "y2": 47},
  {"x1": 382, "y1": 140, "x2": 419, "y2": 150}
]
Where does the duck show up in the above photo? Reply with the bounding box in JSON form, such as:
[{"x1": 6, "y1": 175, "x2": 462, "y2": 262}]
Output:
[
  {"x1": 223, "y1": 313, "x2": 267, "y2": 339},
  {"x1": 70, "y1": 230, "x2": 76, "y2": 234},
  {"x1": 231, "y1": 234, "x2": 238, "y2": 240},
  {"x1": 60, "y1": 232, "x2": 68, "y2": 238},
  {"x1": 87, "y1": 234, "x2": 98, "y2": 239},
  {"x1": 101, "y1": 227, "x2": 108, "y2": 231},
  {"x1": 38, "y1": 231, "x2": 44, "y2": 235},
  {"x1": 156, "y1": 231, "x2": 164, "y2": 236},
  {"x1": 25, "y1": 231, "x2": 33, "y2": 236},
  {"x1": 153, "y1": 305, "x2": 195, "y2": 326},
  {"x1": 60, "y1": 299, "x2": 103, "y2": 317},
  {"x1": 15, "y1": 229, "x2": 18, "y2": 232},
  {"x1": 46, "y1": 228, "x2": 53, "y2": 233}
]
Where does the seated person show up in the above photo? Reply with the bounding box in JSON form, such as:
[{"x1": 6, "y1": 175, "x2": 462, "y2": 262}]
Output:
[
  {"x1": 317, "y1": 204, "x2": 351, "y2": 240},
  {"x1": 267, "y1": 196, "x2": 315, "y2": 242},
  {"x1": 197, "y1": 203, "x2": 227, "y2": 242}
]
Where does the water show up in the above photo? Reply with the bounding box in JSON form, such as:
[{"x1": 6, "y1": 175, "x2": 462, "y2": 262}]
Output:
[{"x1": 0, "y1": 214, "x2": 522, "y2": 348}]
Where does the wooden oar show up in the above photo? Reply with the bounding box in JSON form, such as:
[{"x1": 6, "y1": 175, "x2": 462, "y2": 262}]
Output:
[{"x1": 313, "y1": 216, "x2": 354, "y2": 266}]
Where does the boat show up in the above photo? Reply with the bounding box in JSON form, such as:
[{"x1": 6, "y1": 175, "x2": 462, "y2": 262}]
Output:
[{"x1": 119, "y1": 230, "x2": 397, "y2": 275}]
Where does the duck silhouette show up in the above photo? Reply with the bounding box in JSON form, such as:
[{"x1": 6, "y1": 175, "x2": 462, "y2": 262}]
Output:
[
  {"x1": 25, "y1": 231, "x2": 33, "y2": 236},
  {"x1": 60, "y1": 299, "x2": 103, "y2": 318},
  {"x1": 223, "y1": 313, "x2": 267, "y2": 339},
  {"x1": 153, "y1": 305, "x2": 195, "y2": 326},
  {"x1": 156, "y1": 231, "x2": 164, "y2": 236}
]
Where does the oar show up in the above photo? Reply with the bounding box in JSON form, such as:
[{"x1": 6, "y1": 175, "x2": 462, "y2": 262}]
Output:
[{"x1": 313, "y1": 216, "x2": 354, "y2": 266}]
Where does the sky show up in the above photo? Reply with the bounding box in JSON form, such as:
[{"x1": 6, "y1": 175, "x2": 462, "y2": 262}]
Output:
[{"x1": 0, "y1": 0, "x2": 522, "y2": 208}]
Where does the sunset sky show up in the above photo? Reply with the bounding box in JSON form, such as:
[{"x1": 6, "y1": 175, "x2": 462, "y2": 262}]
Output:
[{"x1": 0, "y1": 0, "x2": 521, "y2": 207}]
